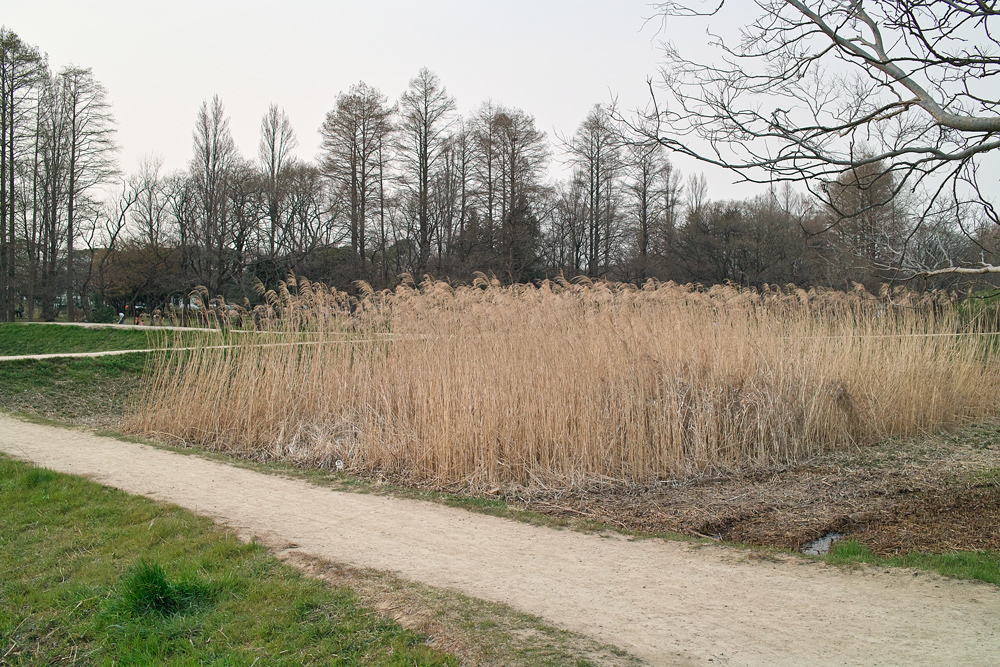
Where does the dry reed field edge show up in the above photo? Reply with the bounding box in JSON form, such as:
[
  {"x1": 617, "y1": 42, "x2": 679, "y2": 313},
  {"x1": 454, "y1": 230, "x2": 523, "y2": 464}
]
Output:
[
  {"x1": 130, "y1": 278, "x2": 1000, "y2": 488},
  {"x1": 94, "y1": 277, "x2": 1000, "y2": 575}
]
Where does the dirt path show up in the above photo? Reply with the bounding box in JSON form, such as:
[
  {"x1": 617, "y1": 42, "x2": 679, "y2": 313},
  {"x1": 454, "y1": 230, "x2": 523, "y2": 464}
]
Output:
[{"x1": 2, "y1": 415, "x2": 997, "y2": 666}]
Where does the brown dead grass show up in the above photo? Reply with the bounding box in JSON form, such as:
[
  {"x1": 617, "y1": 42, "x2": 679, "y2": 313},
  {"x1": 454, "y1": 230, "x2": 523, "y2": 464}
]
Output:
[
  {"x1": 505, "y1": 425, "x2": 1000, "y2": 555},
  {"x1": 130, "y1": 276, "x2": 1000, "y2": 490}
]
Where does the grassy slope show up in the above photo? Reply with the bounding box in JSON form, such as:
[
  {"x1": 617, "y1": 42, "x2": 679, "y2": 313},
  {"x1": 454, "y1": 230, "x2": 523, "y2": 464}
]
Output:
[
  {"x1": 0, "y1": 455, "x2": 454, "y2": 666},
  {"x1": 0, "y1": 323, "x2": 158, "y2": 355},
  {"x1": 825, "y1": 539, "x2": 1000, "y2": 586},
  {"x1": 0, "y1": 323, "x2": 228, "y2": 357},
  {"x1": 0, "y1": 354, "x2": 149, "y2": 425}
]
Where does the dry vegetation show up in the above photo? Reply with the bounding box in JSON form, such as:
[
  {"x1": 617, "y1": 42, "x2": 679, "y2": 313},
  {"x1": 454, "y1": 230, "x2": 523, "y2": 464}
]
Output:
[{"x1": 130, "y1": 276, "x2": 1000, "y2": 490}]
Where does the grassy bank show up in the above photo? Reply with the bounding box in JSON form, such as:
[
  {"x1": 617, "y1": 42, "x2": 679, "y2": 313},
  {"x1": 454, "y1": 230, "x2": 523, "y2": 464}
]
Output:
[
  {"x1": 0, "y1": 455, "x2": 455, "y2": 666},
  {"x1": 0, "y1": 322, "x2": 226, "y2": 357},
  {"x1": 0, "y1": 354, "x2": 149, "y2": 425}
]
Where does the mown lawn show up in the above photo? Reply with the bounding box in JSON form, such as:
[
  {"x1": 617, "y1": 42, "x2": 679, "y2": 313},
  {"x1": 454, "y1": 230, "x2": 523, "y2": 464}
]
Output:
[{"x1": 0, "y1": 455, "x2": 456, "y2": 666}]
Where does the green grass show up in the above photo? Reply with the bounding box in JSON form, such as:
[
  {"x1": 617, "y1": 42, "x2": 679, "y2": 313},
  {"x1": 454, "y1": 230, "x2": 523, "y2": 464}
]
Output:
[
  {"x1": 0, "y1": 322, "x2": 158, "y2": 355},
  {"x1": 0, "y1": 354, "x2": 150, "y2": 424},
  {"x1": 116, "y1": 560, "x2": 217, "y2": 617},
  {"x1": 0, "y1": 322, "x2": 227, "y2": 356},
  {"x1": 0, "y1": 455, "x2": 456, "y2": 666},
  {"x1": 969, "y1": 466, "x2": 1000, "y2": 488},
  {"x1": 823, "y1": 539, "x2": 1000, "y2": 586},
  {"x1": 958, "y1": 290, "x2": 1000, "y2": 331}
]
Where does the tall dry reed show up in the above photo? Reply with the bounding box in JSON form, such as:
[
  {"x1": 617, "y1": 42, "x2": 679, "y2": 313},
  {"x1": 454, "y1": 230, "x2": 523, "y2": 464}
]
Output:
[{"x1": 129, "y1": 276, "x2": 1000, "y2": 489}]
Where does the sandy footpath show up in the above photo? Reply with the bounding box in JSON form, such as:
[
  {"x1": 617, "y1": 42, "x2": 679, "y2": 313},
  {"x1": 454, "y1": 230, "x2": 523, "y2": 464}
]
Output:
[{"x1": 1, "y1": 414, "x2": 997, "y2": 666}]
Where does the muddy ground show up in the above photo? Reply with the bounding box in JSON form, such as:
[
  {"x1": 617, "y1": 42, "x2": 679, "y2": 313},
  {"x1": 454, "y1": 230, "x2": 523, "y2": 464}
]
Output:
[{"x1": 504, "y1": 425, "x2": 1000, "y2": 555}]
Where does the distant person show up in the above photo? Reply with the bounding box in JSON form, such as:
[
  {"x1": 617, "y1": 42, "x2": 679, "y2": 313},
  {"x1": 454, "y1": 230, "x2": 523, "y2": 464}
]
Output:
[
  {"x1": 118, "y1": 312, "x2": 125, "y2": 324},
  {"x1": 15, "y1": 304, "x2": 23, "y2": 318}
]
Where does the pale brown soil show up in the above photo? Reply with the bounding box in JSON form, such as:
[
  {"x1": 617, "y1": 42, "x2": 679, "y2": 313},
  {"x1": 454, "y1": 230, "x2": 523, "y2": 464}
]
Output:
[{"x1": 2, "y1": 414, "x2": 998, "y2": 666}]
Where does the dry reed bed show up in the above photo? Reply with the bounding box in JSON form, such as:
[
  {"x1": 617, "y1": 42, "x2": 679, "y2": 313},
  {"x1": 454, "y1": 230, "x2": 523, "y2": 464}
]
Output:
[{"x1": 129, "y1": 277, "x2": 1000, "y2": 489}]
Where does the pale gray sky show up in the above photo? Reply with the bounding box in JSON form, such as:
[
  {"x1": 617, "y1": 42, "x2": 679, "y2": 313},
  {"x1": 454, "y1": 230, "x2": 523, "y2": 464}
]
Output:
[{"x1": 5, "y1": 0, "x2": 757, "y2": 196}]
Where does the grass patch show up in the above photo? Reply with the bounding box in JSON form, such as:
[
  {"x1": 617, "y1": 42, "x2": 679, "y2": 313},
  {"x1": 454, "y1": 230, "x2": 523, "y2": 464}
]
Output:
[
  {"x1": 969, "y1": 467, "x2": 1000, "y2": 488},
  {"x1": 0, "y1": 322, "x2": 231, "y2": 356},
  {"x1": 824, "y1": 539, "x2": 1000, "y2": 585},
  {"x1": 116, "y1": 560, "x2": 216, "y2": 617},
  {"x1": 0, "y1": 322, "x2": 170, "y2": 355},
  {"x1": 0, "y1": 454, "x2": 455, "y2": 666},
  {"x1": 0, "y1": 354, "x2": 150, "y2": 425}
]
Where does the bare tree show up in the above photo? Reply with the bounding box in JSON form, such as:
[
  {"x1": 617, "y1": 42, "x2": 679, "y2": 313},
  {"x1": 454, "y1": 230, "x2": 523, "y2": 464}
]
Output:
[
  {"x1": 469, "y1": 100, "x2": 504, "y2": 255},
  {"x1": 60, "y1": 65, "x2": 117, "y2": 320},
  {"x1": 639, "y1": 0, "x2": 1000, "y2": 275},
  {"x1": 430, "y1": 123, "x2": 471, "y2": 275},
  {"x1": 566, "y1": 106, "x2": 622, "y2": 277},
  {"x1": 190, "y1": 95, "x2": 239, "y2": 294},
  {"x1": 320, "y1": 82, "x2": 393, "y2": 279},
  {"x1": 623, "y1": 141, "x2": 680, "y2": 282},
  {"x1": 399, "y1": 68, "x2": 455, "y2": 274},
  {"x1": 492, "y1": 107, "x2": 549, "y2": 281},
  {"x1": 544, "y1": 179, "x2": 589, "y2": 275},
  {"x1": 825, "y1": 157, "x2": 910, "y2": 286},
  {"x1": 80, "y1": 176, "x2": 140, "y2": 315},
  {"x1": 0, "y1": 27, "x2": 43, "y2": 320},
  {"x1": 36, "y1": 72, "x2": 71, "y2": 321},
  {"x1": 132, "y1": 155, "x2": 172, "y2": 249},
  {"x1": 258, "y1": 103, "x2": 297, "y2": 260}
]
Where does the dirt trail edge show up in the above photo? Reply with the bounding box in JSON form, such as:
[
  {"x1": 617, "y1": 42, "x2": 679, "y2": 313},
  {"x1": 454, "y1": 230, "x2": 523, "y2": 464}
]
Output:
[{"x1": 2, "y1": 415, "x2": 997, "y2": 666}]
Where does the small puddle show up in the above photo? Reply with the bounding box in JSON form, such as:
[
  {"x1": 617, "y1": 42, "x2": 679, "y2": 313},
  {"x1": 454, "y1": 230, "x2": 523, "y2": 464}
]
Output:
[{"x1": 802, "y1": 532, "x2": 845, "y2": 556}]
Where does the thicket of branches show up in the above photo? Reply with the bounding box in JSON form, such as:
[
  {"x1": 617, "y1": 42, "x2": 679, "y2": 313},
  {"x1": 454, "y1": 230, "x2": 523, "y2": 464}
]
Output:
[
  {"x1": 1, "y1": 21, "x2": 995, "y2": 322},
  {"x1": 637, "y1": 0, "x2": 1000, "y2": 280}
]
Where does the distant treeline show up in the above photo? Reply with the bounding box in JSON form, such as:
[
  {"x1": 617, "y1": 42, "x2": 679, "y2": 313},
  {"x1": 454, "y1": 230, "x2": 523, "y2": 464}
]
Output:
[{"x1": 0, "y1": 27, "x2": 992, "y2": 322}]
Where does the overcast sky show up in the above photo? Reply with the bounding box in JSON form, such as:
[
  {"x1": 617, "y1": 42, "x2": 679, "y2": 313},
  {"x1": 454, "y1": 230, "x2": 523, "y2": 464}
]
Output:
[{"x1": 5, "y1": 0, "x2": 759, "y2": 197}]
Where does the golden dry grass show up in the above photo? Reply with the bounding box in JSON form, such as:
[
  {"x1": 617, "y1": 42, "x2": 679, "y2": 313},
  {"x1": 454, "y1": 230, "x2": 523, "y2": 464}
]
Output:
[{"x1": 129, "y1": 276, "x2": 1000, "y2": 489}]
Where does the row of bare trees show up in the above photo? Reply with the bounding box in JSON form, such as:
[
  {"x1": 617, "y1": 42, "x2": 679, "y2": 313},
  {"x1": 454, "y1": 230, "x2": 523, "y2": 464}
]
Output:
[
  {"x1": 2, "y1": 21, "x2": 991, "y2": 321},
  {"x1": 0, "y1": 27, "x2": 117, "y2": 322}
]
